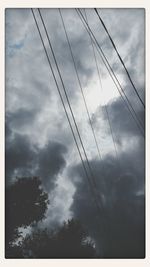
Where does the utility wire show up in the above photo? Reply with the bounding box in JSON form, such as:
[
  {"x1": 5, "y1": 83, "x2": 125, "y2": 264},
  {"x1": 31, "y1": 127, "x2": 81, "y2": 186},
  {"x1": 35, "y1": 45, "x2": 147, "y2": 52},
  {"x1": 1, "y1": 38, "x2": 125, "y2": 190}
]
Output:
[
  {"x1": 94, "y1": 8, "x2": 145, "y2": 109},
  {"x1": 31, "y1": 8, "x2": 102, "y2": 214},
  {"x1": 84, "y1": 9, "x2": 120, "y2": 199},
  {"x1": 84, "y1": 9, "x2": 119, "y2": 161},
  {"x1": 36, "y1": 8, "x2": 105, "y2": 213},
  {"x1": 77, "y1": 9, "x2": 144, "y2": 132},
  {"x1": 59, "y1": 8, "x2": 103, "y2": 162},
  {"x1": 77, "y1": 9, "x2": 144, "y2": 133},
  {"x1": 59, "y1": 9, "x2": 113, "y2": 228},
  {"x1": 76, "y1": 9, "x2": 144, "y2": 138}
]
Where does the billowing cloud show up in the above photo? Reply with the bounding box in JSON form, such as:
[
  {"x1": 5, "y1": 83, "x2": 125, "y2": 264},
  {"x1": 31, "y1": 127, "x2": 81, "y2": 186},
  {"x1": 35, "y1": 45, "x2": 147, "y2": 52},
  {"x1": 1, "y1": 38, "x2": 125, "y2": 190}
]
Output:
[
  {"x1": 36, "y1": 141, "x2": 67, "y2": 189},
  {"x1": 6, "y1": 131, "x2": 36, "y2": 183},
  {"x1": 91, "y1": 95, "x2": 145, "y2": 144},
  {"x1": 6, "y1": 118, "x2": 68, "y2": 190},
  {"x1": 69, "y1": 145, "x2": 145, "y2": 257}
]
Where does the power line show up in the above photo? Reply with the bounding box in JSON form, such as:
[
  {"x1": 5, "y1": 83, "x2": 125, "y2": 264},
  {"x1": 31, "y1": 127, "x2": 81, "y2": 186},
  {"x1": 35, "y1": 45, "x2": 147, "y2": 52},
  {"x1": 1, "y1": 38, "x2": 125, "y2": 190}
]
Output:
[
  {"x1": 84, "y1": 9, "x2": 119, "y2": 161},
  {"x1": 77, "y1": 9, "x2": 144, "y2": 132},
  {"x1": 38, "y1": 8, "x2": 103, "y2": 206},
  {"x1": 58, "y1": 8, "x2": 103, "y2": 162},
  {"x1": 38, "y1": 8, "x2": 96, "y2": 187},
  {"x1": 78, "y1": 9, "x2": 144, "y2": 133},
  {"x1": 36, "y1": 8, "x2": 105, "y2": 214},
  {"x1": 76, "y1": 9, "x2": 144, "y2": 138},
  {"x1": 94, "y1": 8, "x2": 145, "y2": 109},
  {"x1": 59, "y1": 8, "x2": 112, "y2": 201},
  {"x1": 30, "y1": 8, "x2": 102, "y2": 214}
]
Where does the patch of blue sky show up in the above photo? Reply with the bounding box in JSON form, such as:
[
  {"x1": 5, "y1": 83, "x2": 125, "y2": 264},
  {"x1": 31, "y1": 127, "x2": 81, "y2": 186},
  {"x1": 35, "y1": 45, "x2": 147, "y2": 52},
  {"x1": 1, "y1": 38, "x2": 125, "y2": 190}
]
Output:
[{"x1": 6, "y1": 38, "x2": 25, "y2": 58}]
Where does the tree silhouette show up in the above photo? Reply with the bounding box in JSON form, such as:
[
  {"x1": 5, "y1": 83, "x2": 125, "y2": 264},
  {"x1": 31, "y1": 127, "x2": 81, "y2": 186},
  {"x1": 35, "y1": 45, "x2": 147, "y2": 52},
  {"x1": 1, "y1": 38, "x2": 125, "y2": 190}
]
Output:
[
  {"x1": 22, "y1": 219, "x2": 96, "y2": 258},
  {"x1": 5, "y1": 176, "x2": 49, "y2": 257},
  {"x1": 6, "y1": 177, "x2": 96, "y2": 258}
]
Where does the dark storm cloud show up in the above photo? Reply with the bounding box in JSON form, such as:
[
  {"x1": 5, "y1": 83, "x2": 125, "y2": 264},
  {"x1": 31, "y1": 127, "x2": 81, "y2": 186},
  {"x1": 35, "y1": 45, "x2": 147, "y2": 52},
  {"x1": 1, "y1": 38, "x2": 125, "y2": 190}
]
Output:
[
  {"x1": 6, "y1": 119, "x2": 68, "y2": 190},
  {"x1": 90, "y1": 93, "x2": 145, "y2": 144},
  {"x1": 69, "y1": 75, "x2": 145, "y2": 257},
  {"x1": 69, "y1": 146, "x2": 145, "y2": 257},
  {"x1": 68, "y1": 77, "x2": 145, "y2": 257},
  {"x1": 6, "y1": 132, "x2": 36, "y2": 183},
  {"x1": 36, "y1": 141, "x2": 67, "y2": 190},
  {"x1": 107, "y1": 97, "x2": 145, "y2": 139},
  {"x1": 6, "y1": 108, "x2": 39, "y2": 131}
]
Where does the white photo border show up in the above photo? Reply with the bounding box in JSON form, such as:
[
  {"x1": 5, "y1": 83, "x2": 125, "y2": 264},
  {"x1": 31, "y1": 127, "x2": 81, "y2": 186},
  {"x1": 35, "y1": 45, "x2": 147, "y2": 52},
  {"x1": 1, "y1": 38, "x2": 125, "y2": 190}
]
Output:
[{"x1": 0, "y1": 1, "x2": 149, "y2": 266}]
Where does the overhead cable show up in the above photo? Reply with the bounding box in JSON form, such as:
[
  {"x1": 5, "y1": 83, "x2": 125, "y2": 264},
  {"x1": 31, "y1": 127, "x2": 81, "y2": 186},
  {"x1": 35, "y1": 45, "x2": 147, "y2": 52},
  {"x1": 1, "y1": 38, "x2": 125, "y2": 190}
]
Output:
[
  {"x1": 31, "y1": 8, "x2": 105, "y2": 214},
  {"x1": 30, "y1": 8, "x2": 102, "y2": 214},
  {"x1": 94, "y1": 8, "x2": 145, "y2": 109},
  {"x1": 84, "y1": 9, "x2": 119, "y2": 161},
  {"x1": 76, "y1": 8, "x2": 144, "y2": 138},
  {"x1": 59, "y1": 8, "x2": 103, "y2": 162}
]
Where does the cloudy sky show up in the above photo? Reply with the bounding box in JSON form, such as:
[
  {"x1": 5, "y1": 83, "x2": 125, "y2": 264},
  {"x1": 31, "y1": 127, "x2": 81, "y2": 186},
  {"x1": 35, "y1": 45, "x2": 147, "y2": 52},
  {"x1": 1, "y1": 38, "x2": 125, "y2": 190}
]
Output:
[{"x1": 5, "y1": 8, "x2": 145, "y2": 257}]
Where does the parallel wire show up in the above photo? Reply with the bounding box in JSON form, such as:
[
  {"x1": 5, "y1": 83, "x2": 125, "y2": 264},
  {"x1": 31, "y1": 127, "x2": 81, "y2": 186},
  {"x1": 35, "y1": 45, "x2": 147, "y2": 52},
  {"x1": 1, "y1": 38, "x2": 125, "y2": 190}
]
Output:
[
  {"x1": 31, "y1": 8, "x2": 102, "y2": 214},
  {"x1": 76, "y1": 9, "x2": 144, "y2": 138},
  {"x1": 60, "y1": 8, "x2": 111, "y2": 200},
  {"x1": 36, "y1": 9, "x2": 105, "y2": 214},
  {"x1": 59, "y1": 8, "x2": 102, "y2": 161},
  {"x1": 78, "y1": 8, "x2": 144, "y2": 134},
  {"x1": 94, "y1": 8, "x2": 145, "y2": 109},
  {"x1": 84, "y1": 9, "x2": 119, "y2": 161},
  {"x1": 77, "y1": 8, "x2": 144, "y2": 133}
]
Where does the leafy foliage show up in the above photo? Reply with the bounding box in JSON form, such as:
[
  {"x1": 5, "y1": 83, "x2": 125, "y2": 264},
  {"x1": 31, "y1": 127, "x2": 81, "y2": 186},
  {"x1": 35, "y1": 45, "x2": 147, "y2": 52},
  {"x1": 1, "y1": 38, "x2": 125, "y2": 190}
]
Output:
[
  {"x1": 22, "y1": 219, "x2": 96, "y2": 258},
  {"x1": 6, "y1": 177, "x2": 96, "y2": 258},
  {"x1": 5, "y1": 177, "x2": 49, "y2": 250}
]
